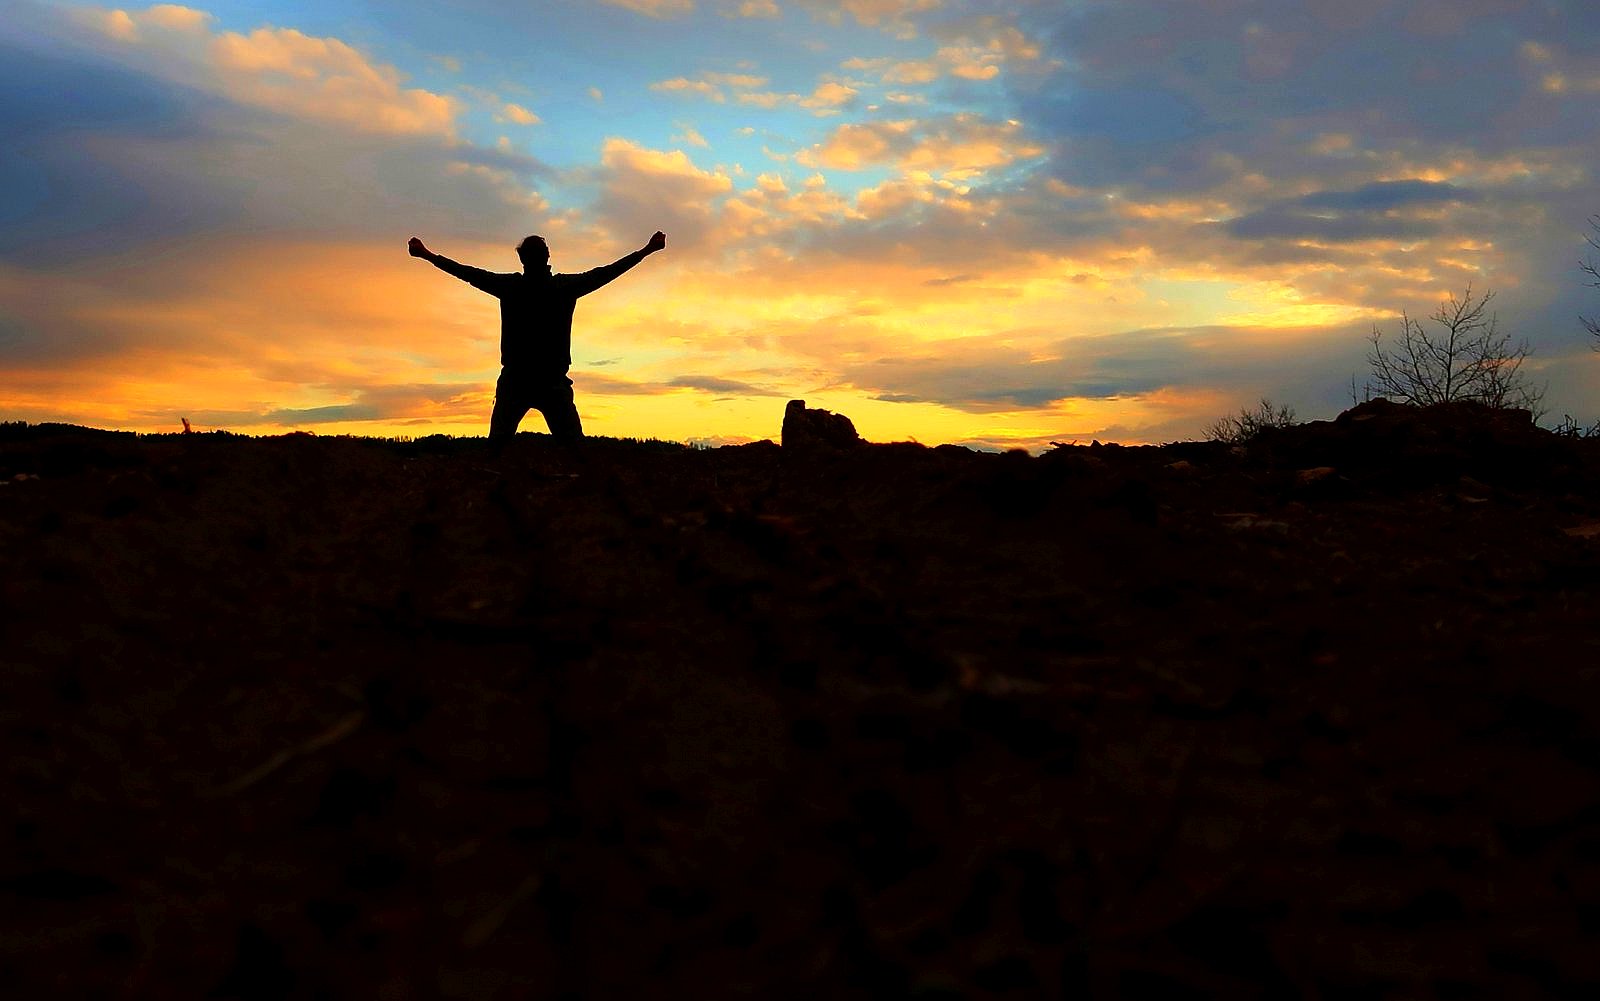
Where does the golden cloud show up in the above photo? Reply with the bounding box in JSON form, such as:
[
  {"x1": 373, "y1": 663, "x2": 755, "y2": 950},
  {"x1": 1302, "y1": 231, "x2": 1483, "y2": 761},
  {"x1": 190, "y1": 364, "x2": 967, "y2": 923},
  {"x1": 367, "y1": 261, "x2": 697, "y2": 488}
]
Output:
[
  {"x1": 801, "y1": 80, "x2": 860, "y2": 109},
  {"x1": 600, "y1": 0, "x2": 696, "y2": 18},
  {"x1": 82, "y1": 4, "x2": 459, "y2": 136},
  {"x1": 796, "y1": 114, "x2": 1043, "y2": 179},
  {"x1": 658, "y1": 70, "x2": 854, "y2": 116},
  {"x1": 653, "y1": 77, "x2": 727, "y2": 101},
  {"x1": 843, "y1": 21, "x2": 1043, "y2": 87},
  {"x1": 498, "y1": 102, "x2": 541, "y2": 125},
  {"x1": 796, "y1": 0, "x2": 942, "y2": 38},
  {"x1": 734, "y1": 0, "x2": 780, "y2": 17}
]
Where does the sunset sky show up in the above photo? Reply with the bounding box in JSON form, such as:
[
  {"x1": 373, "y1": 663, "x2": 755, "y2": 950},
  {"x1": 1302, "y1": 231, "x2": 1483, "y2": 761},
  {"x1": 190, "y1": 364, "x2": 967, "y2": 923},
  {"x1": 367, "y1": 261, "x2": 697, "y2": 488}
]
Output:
[{"x1": 4, "y1": 0, "x2": 1600, "y2": 447}]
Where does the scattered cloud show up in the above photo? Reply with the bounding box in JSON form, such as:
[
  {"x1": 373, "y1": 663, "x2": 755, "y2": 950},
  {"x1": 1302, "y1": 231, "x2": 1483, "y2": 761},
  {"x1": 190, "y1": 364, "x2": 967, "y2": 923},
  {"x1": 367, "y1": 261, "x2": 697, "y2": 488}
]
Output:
[
  {"x1": 600, "y1": 0, "x2": 696, "y2": 18},
  {"x1": 843, "y1": 28, "x2": 1042, "y2": 87},
  {"x1": 731, "y1": 0, "x2": 780, "y2": 18},
  {"x1": 795, "y1": 0, "x2": 942, "y2": 38},
  {"x1": 652, "y1": 70, "x2": 770, "y2": 103},
  {"x1": 654, "y1": 76, "x2": 726, "y2": 101},
  {"x1": 498, "y1": 101, "x2": 540, "y2": 125},
  {"x1": 800, "y1": 80, "x2": 858, "y2": 111},
  {"x1": 660, "y1": 69, "x2": 861, "y2": 116},
  {"x1": 796, "y1": 113, "x2": 1043, "y2": 179},
  {"x1": 674, "y1": 124, "x2": 710, "y2": 148}
]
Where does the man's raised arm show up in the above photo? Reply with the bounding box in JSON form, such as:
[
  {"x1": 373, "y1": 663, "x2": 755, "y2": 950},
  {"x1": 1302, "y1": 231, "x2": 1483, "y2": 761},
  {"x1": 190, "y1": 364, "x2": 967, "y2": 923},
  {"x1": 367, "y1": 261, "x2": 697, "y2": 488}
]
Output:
[
  {"x1": 408, "y1": 237, "x2": 507, "y2": 295},
  {"x1": 566, "y1": 232, "x2": 667, "y2": 297}
]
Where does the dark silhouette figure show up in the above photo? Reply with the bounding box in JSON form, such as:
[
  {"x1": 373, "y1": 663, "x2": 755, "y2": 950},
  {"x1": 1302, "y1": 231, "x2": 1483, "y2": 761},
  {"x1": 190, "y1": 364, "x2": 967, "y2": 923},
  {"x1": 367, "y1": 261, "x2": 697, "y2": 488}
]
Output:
[{"x1": 408, "y1": 231, "x2": 667, "y2": 442}]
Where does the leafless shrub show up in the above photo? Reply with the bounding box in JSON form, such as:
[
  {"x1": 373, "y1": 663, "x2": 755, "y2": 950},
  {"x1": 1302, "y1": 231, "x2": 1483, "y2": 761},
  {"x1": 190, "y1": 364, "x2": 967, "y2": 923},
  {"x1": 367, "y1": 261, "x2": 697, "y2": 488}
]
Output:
[
  {"x1": 1552, "y1": 414, "x2": 1600, "y2": 439},
  {"x1": 1205, "y1": 398, "x2": 1298, "y2": 444},
  {"x1": 1362, "y1": 285, "x2": 1545, "y2": 416}
]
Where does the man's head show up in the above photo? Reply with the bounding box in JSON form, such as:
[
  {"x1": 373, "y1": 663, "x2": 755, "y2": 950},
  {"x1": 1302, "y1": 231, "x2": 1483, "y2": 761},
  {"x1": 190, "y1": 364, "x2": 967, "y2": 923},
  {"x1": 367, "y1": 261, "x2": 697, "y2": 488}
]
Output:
[{"x1": 516, "y1": 235, "x2": 549, "y2": 269}]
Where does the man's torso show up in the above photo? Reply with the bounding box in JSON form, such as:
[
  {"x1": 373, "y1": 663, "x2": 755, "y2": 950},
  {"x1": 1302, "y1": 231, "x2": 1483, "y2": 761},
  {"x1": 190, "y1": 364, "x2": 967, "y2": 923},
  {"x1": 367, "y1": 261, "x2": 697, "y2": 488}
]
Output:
[{"x1": 493, "y1": 272, "x2": 581, "y2": 377}]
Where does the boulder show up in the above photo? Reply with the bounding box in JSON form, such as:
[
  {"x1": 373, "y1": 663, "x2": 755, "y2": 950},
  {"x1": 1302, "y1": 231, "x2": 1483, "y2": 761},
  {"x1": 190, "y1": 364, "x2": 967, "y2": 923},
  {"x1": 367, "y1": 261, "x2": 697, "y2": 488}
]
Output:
[{"x1": 782, "y1": 400, "x2": 863, "y2": 450}]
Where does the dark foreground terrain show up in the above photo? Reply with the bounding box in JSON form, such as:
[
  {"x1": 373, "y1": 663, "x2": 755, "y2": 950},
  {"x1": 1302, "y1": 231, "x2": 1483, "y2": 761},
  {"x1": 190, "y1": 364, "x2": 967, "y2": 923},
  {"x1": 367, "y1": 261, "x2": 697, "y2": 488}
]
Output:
[{"x1": 4, "y1": 401, "x2": 1600, "y2": 999}]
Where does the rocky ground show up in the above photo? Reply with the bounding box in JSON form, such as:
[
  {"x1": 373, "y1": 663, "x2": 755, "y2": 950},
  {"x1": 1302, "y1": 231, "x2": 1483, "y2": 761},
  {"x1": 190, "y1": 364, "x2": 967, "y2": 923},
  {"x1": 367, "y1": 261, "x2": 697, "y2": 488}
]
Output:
[{"x1": 3, "y1": 401, "x2": 1600, "y2": 999}]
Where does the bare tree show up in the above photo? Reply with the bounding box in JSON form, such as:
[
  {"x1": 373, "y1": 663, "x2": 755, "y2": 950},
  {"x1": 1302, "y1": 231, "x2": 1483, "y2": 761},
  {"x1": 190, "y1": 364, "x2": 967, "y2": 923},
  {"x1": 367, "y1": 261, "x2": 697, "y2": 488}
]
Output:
[
  {"x1": 1205, "y1": 398, "x2": 1297, "y2": 443},
  {"x1": 1582, "y1": 215, "x2": 1600, "y2": 348},
  {"x1": 1363, "y1": 285, "x2": 1544, "y2": 414}
]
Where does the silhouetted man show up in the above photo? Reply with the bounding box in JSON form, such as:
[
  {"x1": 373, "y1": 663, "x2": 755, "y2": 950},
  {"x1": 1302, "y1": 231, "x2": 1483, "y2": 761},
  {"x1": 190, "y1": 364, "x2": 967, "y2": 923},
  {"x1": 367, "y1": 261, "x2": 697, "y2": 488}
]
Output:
[{"x1": 408, "y1": 231, "x2": 667, "y2": 443}]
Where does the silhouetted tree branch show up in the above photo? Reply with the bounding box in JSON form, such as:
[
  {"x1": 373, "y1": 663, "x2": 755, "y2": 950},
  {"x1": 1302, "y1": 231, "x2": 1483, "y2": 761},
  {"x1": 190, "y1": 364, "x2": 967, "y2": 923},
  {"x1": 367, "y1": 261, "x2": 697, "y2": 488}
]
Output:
[
  {"x1": 1582, "y1": 215, "x2": 1600, "y2": 348},
  {"x1": 1363, "y1": 285, "x2": 1544, "y2": 415}
]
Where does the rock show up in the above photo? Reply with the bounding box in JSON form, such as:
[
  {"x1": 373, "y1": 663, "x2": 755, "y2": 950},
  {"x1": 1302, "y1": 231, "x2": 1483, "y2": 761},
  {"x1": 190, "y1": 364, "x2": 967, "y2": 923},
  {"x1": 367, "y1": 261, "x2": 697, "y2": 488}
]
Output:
[
  {"x1": 1297, "y1": 466, "x2": 1337, "y2": 485},
  {"x1": 782, "y1": 400, "x2": 863, "y2": 450},
  {"x1": 1338, "y1": 398, "x2": 1410, "y2": 423}
]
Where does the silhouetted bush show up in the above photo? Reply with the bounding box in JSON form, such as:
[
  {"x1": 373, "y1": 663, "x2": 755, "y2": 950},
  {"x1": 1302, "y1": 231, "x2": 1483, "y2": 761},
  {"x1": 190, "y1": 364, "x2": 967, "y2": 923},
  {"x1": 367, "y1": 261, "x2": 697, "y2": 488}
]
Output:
[{"x1": 1205, "y1": 398, "x2": 1298, "y2": 444}]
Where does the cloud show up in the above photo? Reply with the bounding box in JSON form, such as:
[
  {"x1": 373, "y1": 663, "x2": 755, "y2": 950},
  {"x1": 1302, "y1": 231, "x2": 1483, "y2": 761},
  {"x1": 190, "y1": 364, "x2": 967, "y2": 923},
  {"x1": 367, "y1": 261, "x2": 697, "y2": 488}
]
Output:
[
  {"x1": 498, "y1": 102, "x2": 540, "y2": 125},
  {"x1": 843, "y1": 23, "x2": 1045, "y2": 88},
  {"x1": 800, "y1": 80, "x2": 859, "y2": 111},
  {"x1": 653, "y1": 77, "x2": 726, "y2": 101},
  {"x1": 591, "y1": 139, "x2": 735, "y2": 249},
  {"x1": 674, "y1": 125, "x2": 710, "y2": 148},
  {"x1": 666, "y1": 375, "x2": 781, "y2": 395},
  {"x1": 585, "y1": 0, "x2": 787, "y2": 21},
  {"x1": 600, "y1": 0, "x2": 696, "y2": 18},
  {"x1": 732, "y1": 0, "x2": 780, "y2": 17},
  {"x1": 831, "y1": 323, "x2": 1372, "y2": 417},
  {"x1": 1298, "y1": 179, "x2": 1479, "y2": 211},
  {"x1": 795, "y1": 0, "x2": 941, "y2": 38},
  {"x1": 928, "y1": 16, "x2": 1044, "y2": 64},
  {"x1": 574, "y1": 372, "x2": 779, "y2": 398},
  {"x1": 76, "y1": 3, "x2": 459, "y2": 136},
  {"x1": 0, "y1": 234, "x2": 515, "y2": 434},
  {"x1": 796, "y1": 114, "x2": 1043, "y2": 179},
  {"x1": 1016, "y1": 0, "x2": 1595, "y2": 190},
  {"x1": 1217, "y1": 180, "x2": 1484, "y2": 243},
  {"x1": 258, "y1": 382, "x2": 485, "y2": 426},
  {"x1": 720, "y1": 172, "x2": 858, "y2": 240},
  {"x1": 0, "y1": 9, "x2": 554, "y2": 267},
  {"x1": 654, "y1": 70, "x2": 857, "y2": 115},
  {"x1": 652, "y1": 70, "x2": 771, "y2": 103}
]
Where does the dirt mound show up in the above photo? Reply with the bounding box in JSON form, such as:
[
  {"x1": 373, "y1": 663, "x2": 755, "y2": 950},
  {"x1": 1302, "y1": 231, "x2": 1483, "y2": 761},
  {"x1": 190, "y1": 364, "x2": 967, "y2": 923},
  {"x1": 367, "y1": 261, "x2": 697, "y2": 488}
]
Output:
[
  {"x1": 3, "y1": 408, "x2": 1600, "y2": 998},
  {"x1": 1234, "y1": 398, "x2": 1572, "y2": 491}
]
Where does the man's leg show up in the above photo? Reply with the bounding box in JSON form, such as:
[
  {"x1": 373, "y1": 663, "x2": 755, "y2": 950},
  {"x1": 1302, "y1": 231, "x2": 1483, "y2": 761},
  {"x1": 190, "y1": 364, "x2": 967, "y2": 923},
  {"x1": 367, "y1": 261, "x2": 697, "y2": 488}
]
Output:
[
  {"x1": 488, "y1": 371, "x2": 531, "y2": 446},
  {"x1": 535, "y1": 379, "x2": 584, "y2": 444}
]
